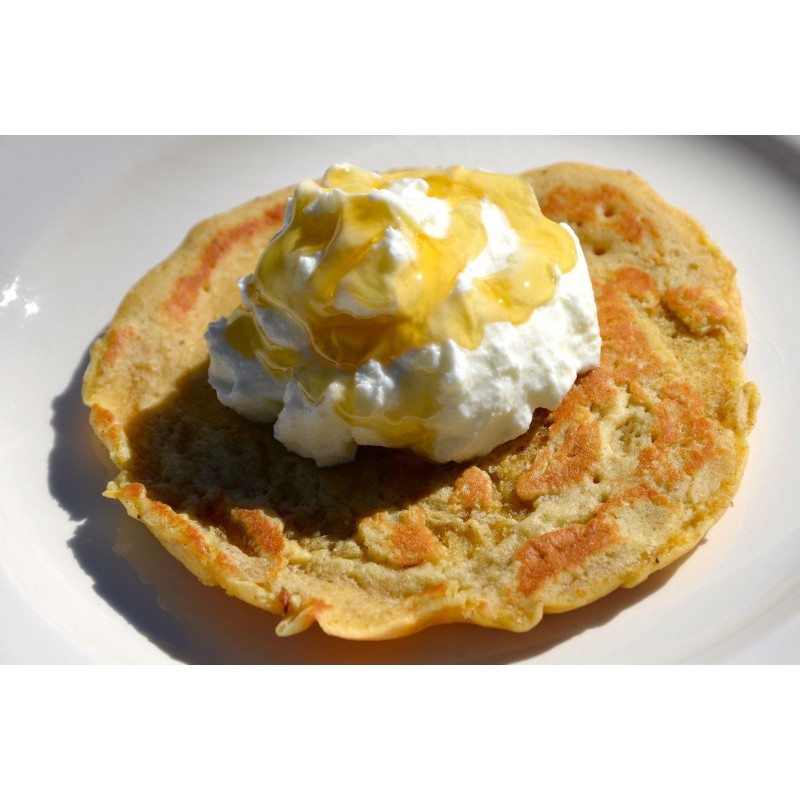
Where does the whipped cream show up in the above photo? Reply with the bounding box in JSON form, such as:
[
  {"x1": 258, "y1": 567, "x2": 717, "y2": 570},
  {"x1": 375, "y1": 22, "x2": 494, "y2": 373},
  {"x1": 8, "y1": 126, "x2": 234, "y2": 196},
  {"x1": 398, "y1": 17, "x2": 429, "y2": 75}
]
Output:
[{"x1": 206, "y1": 165, "x2": 601, "y2": 466}]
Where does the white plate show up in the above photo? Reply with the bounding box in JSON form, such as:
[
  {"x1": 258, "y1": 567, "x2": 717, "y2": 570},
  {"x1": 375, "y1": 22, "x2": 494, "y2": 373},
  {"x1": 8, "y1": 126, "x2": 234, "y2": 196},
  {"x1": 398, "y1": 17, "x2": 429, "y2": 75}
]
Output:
[{"x1": 1, "y1": 135, "x2": 797, "y2": 664}]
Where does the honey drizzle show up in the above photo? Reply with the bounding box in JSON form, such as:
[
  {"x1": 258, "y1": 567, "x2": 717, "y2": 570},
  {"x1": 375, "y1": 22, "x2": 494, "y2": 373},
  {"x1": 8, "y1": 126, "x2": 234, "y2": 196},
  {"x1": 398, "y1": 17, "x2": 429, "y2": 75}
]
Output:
[{"x1": 226, "y1": 165, "x2": 576, "y2": 375}]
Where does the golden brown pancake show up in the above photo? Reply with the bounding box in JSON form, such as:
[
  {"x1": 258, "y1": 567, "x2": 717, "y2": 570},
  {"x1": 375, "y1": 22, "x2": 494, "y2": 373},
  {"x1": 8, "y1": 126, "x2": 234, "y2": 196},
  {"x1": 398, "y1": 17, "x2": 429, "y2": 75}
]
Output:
[{"x1": 82, "y1": 163, "x2": 759, "y2": 639}]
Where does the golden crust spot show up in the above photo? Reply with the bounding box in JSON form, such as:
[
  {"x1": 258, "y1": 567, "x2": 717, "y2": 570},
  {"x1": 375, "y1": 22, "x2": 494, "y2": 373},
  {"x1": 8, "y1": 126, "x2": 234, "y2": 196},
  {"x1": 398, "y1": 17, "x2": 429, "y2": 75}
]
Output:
[
  {"x1": 387, "y1": 507, "x2": 444, "y2": 567},
  {"x1": 228, "y1": 507, "x2": 286, "y2": 558},
  {"x1": 661, "y1": 284, "x2": 732, "y2": 334},
  {"x1": 358, "y1": 507, "x2": 445, "y2": 568},
  {"x1": 540, "y1": 184, "x2": 659, "y2": 243},
  {"x1": 449, "y1": 466, "x2": 493, "y2": 510},
  {"x1": 163, "y1": 204, "x2": 286, "y2": 321},
  {"x1": 602, "y1": 484, "x2": 674, "y2": 513},
  {"x1": 612, "y1": 265, "x2": 659, "y2": 304},
  {"x1": 99, "y1": 325, "x2": 140, "y2": 368},
  {"x1": 515, "y1": 485, "x2": 670, "y2": 596},
  {"x1": 115, "y1": 481, "x2": 146, "y2": 502},
  {"x1": 90, "y1": 403, "x2": 116, "y2": 433},
  {"x1": 516, "y1": 415, "x2": 602, "y2": 501},
  {"x1": 200, "y1": 497, "x2": 286, "y2": 559},
  {"x1": 516, "y1": 515, "x2": 619, "y2": 596},
  {"x1": 564, "y1": 361, "x2": 618, "y2": 416},
  {"x1": 637, "y1": 382, "x2": 717, "y2": 484},
  {"x1": 597, "y1": 268, "x2": 662, "y2": 382}
]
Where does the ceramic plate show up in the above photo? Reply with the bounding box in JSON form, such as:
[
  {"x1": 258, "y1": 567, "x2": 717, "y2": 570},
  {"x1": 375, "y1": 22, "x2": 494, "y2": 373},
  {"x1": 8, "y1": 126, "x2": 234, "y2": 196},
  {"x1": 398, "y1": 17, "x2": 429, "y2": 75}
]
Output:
[{"x1": 1, "y1": 135, "x2": 797, "y2": 663}]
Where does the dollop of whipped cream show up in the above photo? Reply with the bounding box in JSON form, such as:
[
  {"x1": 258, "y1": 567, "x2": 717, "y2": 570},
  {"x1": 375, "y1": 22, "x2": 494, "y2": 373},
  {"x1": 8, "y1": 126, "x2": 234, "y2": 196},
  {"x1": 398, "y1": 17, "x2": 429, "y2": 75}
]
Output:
[{"x1": 206, "y1": 165, "x2": 601, "y2": 466}]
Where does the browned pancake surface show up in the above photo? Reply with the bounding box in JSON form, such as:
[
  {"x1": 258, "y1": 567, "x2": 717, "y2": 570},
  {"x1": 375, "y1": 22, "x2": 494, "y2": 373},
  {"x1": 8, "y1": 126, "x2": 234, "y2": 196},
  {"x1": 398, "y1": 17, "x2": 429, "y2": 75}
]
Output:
[{"x1": 82, "y1": 164, "x2": 759, "y2": 639}]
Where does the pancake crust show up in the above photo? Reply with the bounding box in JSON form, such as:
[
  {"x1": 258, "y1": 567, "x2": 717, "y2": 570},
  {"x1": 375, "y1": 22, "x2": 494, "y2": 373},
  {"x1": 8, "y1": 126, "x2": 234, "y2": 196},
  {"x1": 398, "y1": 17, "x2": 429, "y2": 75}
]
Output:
[{"x1": 82, "y1": 163, "x2": 759, "y2": 640}]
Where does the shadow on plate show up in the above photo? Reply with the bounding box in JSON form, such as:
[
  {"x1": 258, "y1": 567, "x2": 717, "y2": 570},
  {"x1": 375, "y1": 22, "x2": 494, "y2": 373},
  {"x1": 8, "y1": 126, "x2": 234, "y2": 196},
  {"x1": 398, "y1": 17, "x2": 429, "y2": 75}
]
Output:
[
  {"x1": 736, "y1": 135, "x2": 800, "y2": 181},
  {"x1": 50, "y1": 345, "x2": 689, "y2": 665}
]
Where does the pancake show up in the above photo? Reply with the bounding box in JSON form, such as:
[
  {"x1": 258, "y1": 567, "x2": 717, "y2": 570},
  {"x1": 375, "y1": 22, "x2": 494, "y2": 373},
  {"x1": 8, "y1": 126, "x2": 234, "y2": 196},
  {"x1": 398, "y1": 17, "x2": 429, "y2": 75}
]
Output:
[{"x1": 82, "y1": 163, "x2": 759, "y2": 640}]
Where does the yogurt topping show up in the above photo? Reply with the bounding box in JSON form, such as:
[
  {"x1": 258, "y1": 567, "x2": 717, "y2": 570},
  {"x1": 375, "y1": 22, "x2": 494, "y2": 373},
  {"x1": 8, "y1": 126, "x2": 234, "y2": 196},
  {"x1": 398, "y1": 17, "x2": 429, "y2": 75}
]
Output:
[{"x1": 206, "y1": 165, "x2": 601, "y2": 466}]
